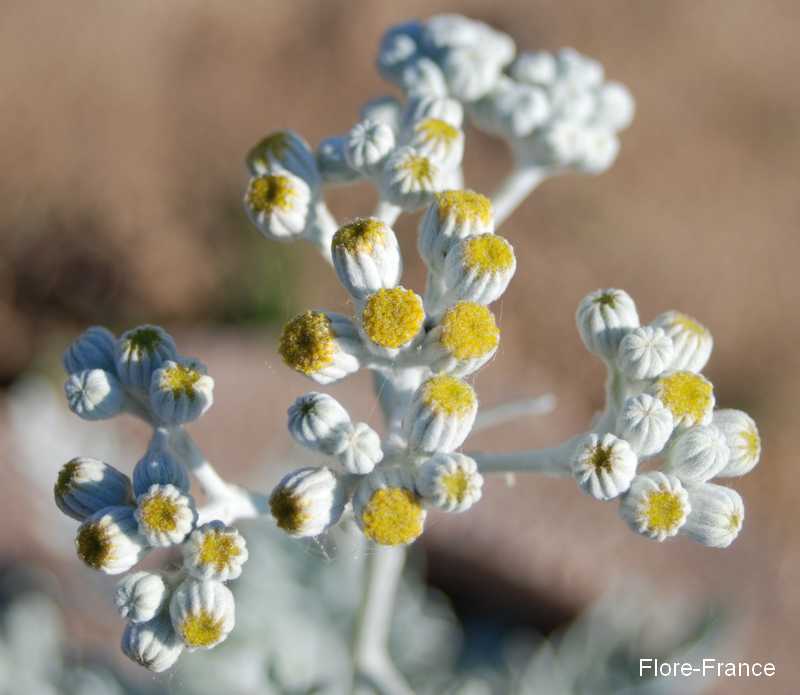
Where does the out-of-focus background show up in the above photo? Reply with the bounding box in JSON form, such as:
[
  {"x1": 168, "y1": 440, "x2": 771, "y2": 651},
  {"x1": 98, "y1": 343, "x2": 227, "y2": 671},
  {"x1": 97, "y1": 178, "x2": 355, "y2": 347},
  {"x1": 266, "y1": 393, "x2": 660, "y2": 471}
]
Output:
[{"x1": 1, "y1": 1, "x2": 798, "y2": 692}]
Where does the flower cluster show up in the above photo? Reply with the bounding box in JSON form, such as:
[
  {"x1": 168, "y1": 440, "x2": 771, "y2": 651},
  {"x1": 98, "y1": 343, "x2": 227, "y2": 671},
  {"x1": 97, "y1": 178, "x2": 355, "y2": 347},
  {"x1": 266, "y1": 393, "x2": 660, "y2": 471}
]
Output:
[
  {"x1": 55, "y1": 326, "x2": 248, "y2": 671},
  {"x1": 570, "y1": 289, "x2": 761, "y2": 546}
]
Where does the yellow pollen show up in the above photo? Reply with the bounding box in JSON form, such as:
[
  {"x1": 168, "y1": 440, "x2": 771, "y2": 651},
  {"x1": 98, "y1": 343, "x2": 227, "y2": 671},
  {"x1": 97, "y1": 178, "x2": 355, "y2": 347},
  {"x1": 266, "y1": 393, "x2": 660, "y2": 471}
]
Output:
[
  {"x1": 422, "y1": 375, "x2": 476, "y2": 416},
  {"x1": 361, "y1": 288, "x2": 424, "y2": 348},
  {"x1": 440, "y1": 470, "x2": 470, "y2": 503},
  {"x1": 126, "y1": 328, "x2": 162, "y2": 357},
  {"x1": 440, "y1": 302, "x2": 499, "y2": 359},
  {"x1": 161, "y1": 364, "x2": 201, "y2": 400},
  {"x1": 594, "y1": 291, "x2": 617, "y2": 307},
  {"x1": 645, "y1": 490, "x2": 685, "y2": 533},
  {"x1": 247, "y1": 131, "x2": 291, "y2": 169},
  {"x1": 269, "y1": 488, "x2": 310, "y2": 533},
  {"x1": 139, "y1": 495, "x2": 179, "y2": 533},
  {"x1": 199, "y1": 532, "x2": 240, "y2": 571},
  {"x1": 247, "y1": 175, "x2": 295, "y2": 213},
  {"x1": 361, "y1": 488, "x2": 424, "y2": 545},
  {"x1": 742, "y1": 427, "x2": 761, "y2": 461},
  {"x1": 673, "y1": 312, "x2": 708, "y2": 337},
  {"x1": 332, "y1": 218, "x2": 387, "y2": 254},
  {"x1": 589, "y1": 445, "x2": 613, "y2": 473},
  {"x1": 76, "y1": 523, "x2": 112, "y2": 570},
  {"x1": 435, "y1": 190, "x2": 492, "y2": 225},
  {"x1": 278, "y1": 311, "x2": 336, "y2": 375},
  {"x1": 657, "y1": 371, "x2": 713, "y2": 424},
  {"x1": 181, "y1": 611, "x2": 224, "y2": 648},
  {"x1": 728, "y1": 512, "x2": 742, "y2": 531},
  {"x1": 400, "y1": 153, "x2": 435, "y2": 186},
  {"x1": 55, "y1": 460, "x2": 79, "y2": 499},
  {"x1": 463, "y1": 235, "x2": 514, "y2": 274},
  {"x1": 415, "y1": 118, "x2": 460, "y2": 145}
]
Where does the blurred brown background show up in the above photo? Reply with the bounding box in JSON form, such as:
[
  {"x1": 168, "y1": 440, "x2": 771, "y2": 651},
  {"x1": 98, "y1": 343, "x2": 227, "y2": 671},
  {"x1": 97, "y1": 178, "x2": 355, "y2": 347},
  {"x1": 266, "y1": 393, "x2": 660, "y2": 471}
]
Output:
[{"x1": 1, "y1": 1, "x2": 798, "y2": 692}]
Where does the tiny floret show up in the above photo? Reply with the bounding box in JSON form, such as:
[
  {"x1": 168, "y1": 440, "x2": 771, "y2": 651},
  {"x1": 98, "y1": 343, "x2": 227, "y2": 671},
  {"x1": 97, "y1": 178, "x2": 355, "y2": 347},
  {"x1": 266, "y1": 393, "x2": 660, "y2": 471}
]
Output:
[
  {"x1": 134, "y1": 484, "x2": 196, "y2": 548},
  {"x1": 651, "y1": 370, "x2": 715, "y2": 429},
  {"x1": 440, "y1": 302, "x2": 500, "y2": 361},
  {"x1": 620, "y1": 472, "x2": 690, "y2": 542},
  {"x1": 150, "y1": 359, "x2": 214, "y2": 425},
  {"x1": 169, "y1": 579, "x2": 235, "y2": 651},
  {"x1": 183, "y1": 521, "x2": 249, "y2": 582},
  {"x1": 353, "y1": 468, "x2": 426, "y2": 546},
  {"x1": 360, "y1": 287, "x2": 425, "y2": 350},
  {"x1": 416, "y1": 452, "x2": 483, "y2": 512}
]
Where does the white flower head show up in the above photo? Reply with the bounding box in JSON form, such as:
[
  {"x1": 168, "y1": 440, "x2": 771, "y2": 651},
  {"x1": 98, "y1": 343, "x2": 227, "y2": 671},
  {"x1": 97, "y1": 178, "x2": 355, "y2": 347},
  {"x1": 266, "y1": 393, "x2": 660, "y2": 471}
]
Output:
[
  {"x1": 418, "y1": 189, "x2": 494, "y2": 272},
  {"x1": 420, "y1": 301, "x2": 500, "y2": 377},
  {"x1": 63, "y1": 326, "x2": 117, "y2": 374},
  {"x1": 663, "y1": 425, "x2": 730, "y2": 484},
  {"x1": 649, "y1": 370, "x2": 715, "y2": 429},
  {"x1": 169, "y1": 578, "x2": 235, "y2": 651},
  {"x1": 651, "y1": 310, "x2": 713, "y2": 373},
  {"x1": 132, "y1": 446, "x2": 190, "y2": 497},
  {"x1": 360, "y1": 95, "x2": 404, "y2": 132},
  {"x1": 620, "y1": 472, "x2": 691, "y2": 542},
  {"x1": 121, "y1": 612, "x2": 184, "y2": 672},
  {"x1": 64, "y1": 369, "x2": 126, "y2": 421},
  {"x1": 333, "y1": 422, "x2": 383, "y2": 475},
  {"x1": 115, "y1": 571, "x2": 169, "y2": 623},
  {"x1": 616, "y1": 326, "x2": 675, "y2": 381},
  {"x1": 358, "y1": 287, "x2": 425, "y2": 359},
  {"x1": 135, "y1": 484, "x2": 196, "y2": 548},
  {"x1": 617, "y1": 394, "x2": 674, "y2": 457},
  {"x1": 182, "y1": 521, "x2": 248, "y2": 582},
  {"x1": 149, "y1": 358, "x2": 214, "y2": 426},
  {"x1": 576, "y1": 288, "x2": 640, "y2": 361},
  {"x1": 75, "y1": 506, "x2": 146, "y2": 575},
  {"x1": 269, "y1": 466, "x2": 346, "y2": 538},
  {"x1": 380, "y1": 146, "x2": 445, "y2": 211},
  {"x1": 55, "y1": 457, "x2": 133, "y2": 522},
  {"x1": 572, "y1": 433, "x2": 638, "y2": 501},
  {"x1": 287, "y1": 392, "x2": 352, "y2": 454},
  {"x1": 682, "y1": 483, "x2": 744, "y2": 548},
  {"x1": 352, "y1": 467, "x2": 426, "y2": 546},
  {"x1": 114, "y1": 325, "x2": 177, "y2": 392},
  {"x1": 405, "y1": 375, "x2": 478, "y2": 454},
  {"x1": 246, "y1": 129, "x2": 321, "y2": 191},
  {"x1": 416, "y1": 452, "x2": 483, "y2": 513},
  {"x1": 331, "y1": 218, "x2": 402, "y2": 300},
  {"x1": 244, "y1": 170, "x2": 312, "y2": 242},
  {"x1": 316, "y1": 136, "x2": 362, "y2": 185},
  {"x1": 278, "y1": 311, "x2": 362, "y2": 384},
  {"x1": 442, "y1": 233, "x2": 516, "y2": 308},
  {"x1": 713, "y1": 409, "x2": 761, "y2": 477},
  {"x1": 402, "y1": 95, "x2": 464, "y2": 130},
  {"x1": 403, "y1": 117, "x2": 464, "y2": 172},
  {"x1": 345, "y1": 119, "x2": 396, "y2": 176}
]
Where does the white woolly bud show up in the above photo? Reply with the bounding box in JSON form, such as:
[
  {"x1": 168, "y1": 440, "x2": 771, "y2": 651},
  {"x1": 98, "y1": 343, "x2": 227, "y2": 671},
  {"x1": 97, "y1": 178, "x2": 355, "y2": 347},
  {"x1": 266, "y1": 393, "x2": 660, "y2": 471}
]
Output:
[
  {"x1": 246, "y1": 129, "x2": 320, "y2": 190},
  {"x1": 345, "y1": 119, "x2": 396, "y2": 176},
  {"x1": 440, "y1": 46, "x2": 505, "y2": 102},
  {"x1": 182, "y1": 521, "x2": 248, "y2": 582},
  {"x1": 400, "y1": 57, "x2": 448, "y2": 98},
  {"x1": 441, "y1": 233, "x2": 516, "y2": 308},
  {"x1": 380, "y1": 147, "x2": 445, "y2": 211},
  {"x1": 402, "y1": 95, "x2": 464, "y2": 130},
  {"x1": 352, "y1": 467, "x2": 426, "y2": 546},
  {"x1": 244, "y1": 170, "x2": 312, "y2": 242},
  {"x1": 121, "y1": 613, "x2": 183, "y2": 672},
  {"x1": 404, "y1": 375, "x2": 478, "y2": 454},
  {"x1": 536, "y1": 120, "x2": 589, "y2": 167},
  {"x1": 572, "y1": 433, "x2": 638, "y2": 500},
  {"x1": 149, "y1": 359, "x2": 214, "y2": 426},
  {"x1": 663, "y1": 425, "x2": 730, "y2": 483},
  {"x1": 418, "y1": 190, "x2": 494, "y2": 272},
  {"x1": 620, "y1": 471, "x2": 690, "y2": 542},
  {"x1": 377, "y1": 21, "x2": 425, "y2": 86},
  {"x1": 574, "y1": 128, "x2": 620, "y2": 174},
  {"x1": 54, "y1": 457, "x2": 133, "y2": 522},
  {"x1": 617, "y1": 394, "x2": 674, "y2": 457},
  {"x1": 75, "y1": 506, "x2": 146, "y2": 575},
  {"x1": 649, "y1": 370, "x2": 715, "y2": 429},
  {"x1": 64, "y1": 369, "x2": 126, "y2": 421},
  {"x1": 333, "y1": 421, "x2": 383, "y2": 475},
  {"x1": 115, "y1": 571, "x2": 169, "y2": 623},
  {"x1": 269, "y1": 467, "x2": 346, "y2": 538},
  {"x1": 548, "y1": 79, "x2": 598, "y2": 124},
  {"x1": 469, "y1": 76, "x2": 550, "y2": 140},
  {"x1": 576, "y1": 288, "x2": 639, "y2": 361},
  {"x1": 360, "y1": 95, "x2": 403, "y2": 132},
  {"x1": 63, "y1": 326, "x2": 116, "y2": 374},
  {"x1": 114, "y1": 325, "x2": 177, "y2": 392},
  {"x1": 416, "y1": 452, "x2": 483, "y2": 513},
  {"x1": 316, "y1": 136, "x2": 362, "y2": 185},
  {"x1": 169, "y1": 579, "x2": 235, "y2": 651},
  {"x1": 133, "y1": 443, "x2": 190, "y2": 497},
  {"x1": 331, "y1": 218, "x2": 402, "y2": 300},
  {"x1": 357, "y1": 287, "x2": 425, "y2": 359},
  {"x1": 713, "y1": 409, "x2": 761, "y2": 477},
  {"x1": 511, "y1": 51, "x2": 558, "y2": 86},
  {"x1": 556, "y1": 48, "x2": 604, "y2": 88},
  {"x1": 403, "y1": 117, "x2": 464, "y2": 172},
  {"x1": 134, "y1": 484, "x2": 196, "y2": 548},
  {"x1": 287, "y1": 392, "x2": 352, "y2": 454},
  {"x1": 594, "y1": 82, "x2": 635, "y2": 131},
  {"x1": 651, "y1": 310, "x2": 713, "y2": 373},
  {"x1": 682, "y1": 483, "x2": 744, "y2": 548},
  {"x1": 616, "y1": 326, "x2": 674, "y2": 381}
]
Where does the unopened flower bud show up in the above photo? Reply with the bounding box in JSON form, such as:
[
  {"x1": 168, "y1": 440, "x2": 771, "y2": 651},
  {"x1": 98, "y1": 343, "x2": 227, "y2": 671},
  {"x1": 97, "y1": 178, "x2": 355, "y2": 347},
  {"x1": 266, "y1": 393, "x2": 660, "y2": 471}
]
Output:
[
  {"x1": 377, "y1": 21, "x2": 425, "y2": 86},
  {"x1": 594, "y1": 82, "x2": 635, "y2": 131},
  {"x1": 651, "y1": 311, "x2": 713, "y2": 373},
  {"x1": 269, "y1": 467, "x2": 346, "y2": 538},
  {"x1": 571, "y1": 433, "x2": 637, "y2": 500},
  {"x1": 663, "y1": 425, "x2": 730, "y2": 483},
  {"x1": 55, "y1": 457, "x2": 133, "y2": 521},
  {"x1": 511, "y1": 51, "x2": 558, "y2": 86},
  {"x1": 403, "y1": 117, "x2": 464, "y2": 171},
  {"x1": 682, "y1": 483, "x2": 744, "y2": 548},
  {"x1": 316, "y1": 136, "x2": 362, "y2": 185},
  {"x1": 63, "y1": 326, "x2": 116, "y2": 375},
  {"x1": 287, "y1": 392, "x2": 352, "y2": 454},
  {"x1": 64, "y1": 369, "x2": 126, "y2": 421},
  {"x1": 649, "y1": 370, "x2": 715, "y2": 429},
  {"x1": 75, "y1": 506, "x2": 146, "y2": 574},
  {"x1": 620, "y1": 471, "x2": 690, "y2": 542},
  {"x1": 442, "y1": 234, "x2": 516, "y2": 307},
  {"x1": 244, "y1": 171, "x2": 311, "y2": 242},
  {"x1": 360, "y1": 95, "x2": 403, "y2": 132},
  {"x1": 416, "y1": 452, "x2": 483, "y2": 512},
  {"x1": 405, "y1": 375, "x2": 478, "y2": 453},
  {"x1": 115, "y1": 571, "x2": 169, "y2": 623},
  {"x1": 576, "y1": 288, "x2": 639, "y2": 361},
  {"x1": 353, "y1": 467, "x2": 426, "y2": 546},
  {"x1": 331, "y1": 218, "x2": 402, "y2": 300},
  {"x1": 617, "y1": 394, "x2": 674, "y2": 457},
  {"x1": 345, "y1": 119, "x2": 396, "y2": 176},
  {"x1": 132, "y1": 446, "x2": 190, "y2": 497},
  {"x1": 246, "y1": 130, "x2": 320, "y2": 190},
  {"x1": 334, "y1": 421, "x2": 383, "y2": 475},
  {"x1": 380, "y1": 147, "x2": 445, "y2": 211},
  {"x1": 149, "y1": 359, "x2": 214, "y2": 426},
  {"x1": 135, "y1": 484, "x2": 196, "y2": 548},
  {"x1": 169, "y1": 579, "x2": 235, "y2": 651},
  {"x1": 182, "y1": 521, "x2": 248, "y2": 582},
  {"x1": 575, "y1": 128, "x2": 620, "y2": 174},
  {"x1": 616, "y1": 326, "x2": 674, "y2": 381},
  {"x1": 115, "y1": 325, "x2": 177, "y2": 392},
  {"x1": 712, "y1": 409, "x2": 761, "y2": 477},
  {"x1": 121, "y1": 613, "x2": 183, "y2": 672},
  {"x1": 402, "y1": 95, "x2": 464, "y2": 130}
]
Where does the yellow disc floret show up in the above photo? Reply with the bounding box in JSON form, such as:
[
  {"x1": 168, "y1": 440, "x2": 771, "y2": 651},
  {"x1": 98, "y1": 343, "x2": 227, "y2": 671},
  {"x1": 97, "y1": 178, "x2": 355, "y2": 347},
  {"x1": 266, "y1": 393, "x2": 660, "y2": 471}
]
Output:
[
  {"x1": 435, "y1": 190, "x2": 492, "y2": 225},
  {"x1": 644, "y1": 490, "x2": 686, "y2": 535},
  {"x1": 441, "y1": 470, "x2": 469, "y2": 504},
  {"x1": 332, "y1": 218, "x2": 387, "y2": 254},
  {"x1": 247, "y1": 175, "x2": 295, "y2": 213},
  {"x1": 361, "y1": 488, "x2": 424, "y2": 545},
  {"x1": 76, "y1": 523, "x2": 112, "y2": 570},
  {"x1": 180, "y1": 611, "x2": 225, "y2": 648},
  {"x1": 279, "y1": 311, "x2": 336, "y2": 375},
  {"x1": 269, "y1": 488, "x2": 310, "y2": 534},
  {"x1": 440, "y1": 302, "x2": 499, "y2": 360},
  {"x1": 415, "y1": 118, "x2": 460, "y2": 145},
  {"x1": 161, "y1": 364, "x2": 201, "y2": 399},
  {"x1": 247, "y1": 131, "x2": 291, "y2": 169},
  {"x1": 138, "y1": 495, "x2": 179, "y2": 533},
  {"x1": 361, "y1": 288, "x2": 424, "y2": 349},
  {"x1": 673, "y1": 312, "x2": 708, "y2": 337},
  {"x1": 199, "y1": 531, "x2": 241, "y2": 572},
  {"x1": 656, "y1": 371, "x2": 714, "y2": 425},
  {"x1": 55, "y1": 460, "x2": 79, "y2": 499},
  {"x1": 401, "y1": 153, "x2": 435, "y2": 186},
  {"x1": 589, "y1": 444, "x2": 613, "y2": 473},
  {"x1": 463, "y1": 235, "x2": 514, "y2": 274},
  {"x1": 743, "y1": 426, "x2": 761, "y2": 462},
  {"x1": 422, "y1": 375, "x2": 476, "y2": 416}
]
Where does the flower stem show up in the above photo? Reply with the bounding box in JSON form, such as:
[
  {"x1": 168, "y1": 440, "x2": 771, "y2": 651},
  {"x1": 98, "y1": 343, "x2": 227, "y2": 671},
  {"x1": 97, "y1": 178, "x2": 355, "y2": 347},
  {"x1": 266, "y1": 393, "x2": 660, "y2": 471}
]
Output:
[{"x1": 491, "y1": 165, "x2": 549, "y2": 227}]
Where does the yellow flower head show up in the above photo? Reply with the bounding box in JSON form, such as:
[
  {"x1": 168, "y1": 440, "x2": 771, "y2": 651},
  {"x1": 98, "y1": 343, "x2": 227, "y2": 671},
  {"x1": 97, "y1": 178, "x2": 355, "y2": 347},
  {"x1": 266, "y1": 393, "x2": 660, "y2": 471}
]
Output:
[
  {"x1": 440, "y1": 302, "x2": 499, "y2": 360},
  {"x1": 422, "y1": 375, "x2": 476, "y2": 416},
  {"x1": 361, "y1": 487, "x2": 424, "y2": 545},
  {"x1": 279, "y1": 311, "x2": 336, "y2": 375},
  {"x1": 269, "y1": 487, "x2": 310, "y2": 534},
  {"x1": 644, "y1": 489, "x2": 687, "y2": 536},
  {"x1": 415, "y1": 118, "x2": 460, "y2": 146},
  {"x1": 332, "y1": 218, "x2": 388, "y2": 254},
  {"x1": 462, "y1": 234, "x2": 515, "y2": 275},
  {"x1": 246, "y1": 175, "x2": 295, "y2": 213},
  {"x1": 160, "y1": 363, "x2": 202, "y2": 400},
  {"x1": 361, "y1": 288, "x2": 424, "y2": 349},
  {"x1": 180, "y1": 611, "x2": 225, "y2": 649},
  {"x1": 435, "y1": 190, "x2": 492, "y2": 226},
  {"x1": 400, "y1": 153, "x2": 436, "y2": 186},
  {"x1": 655, "y1": 371, "x2": 714, "y2": 426}
]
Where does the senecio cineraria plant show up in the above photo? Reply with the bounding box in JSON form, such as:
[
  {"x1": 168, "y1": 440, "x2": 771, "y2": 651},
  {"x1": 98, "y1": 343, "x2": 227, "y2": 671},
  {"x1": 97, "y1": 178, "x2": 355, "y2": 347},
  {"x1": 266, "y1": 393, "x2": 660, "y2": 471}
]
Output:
[{"x1": 52, "y1": 14, "x2": 761, "y2": 694}]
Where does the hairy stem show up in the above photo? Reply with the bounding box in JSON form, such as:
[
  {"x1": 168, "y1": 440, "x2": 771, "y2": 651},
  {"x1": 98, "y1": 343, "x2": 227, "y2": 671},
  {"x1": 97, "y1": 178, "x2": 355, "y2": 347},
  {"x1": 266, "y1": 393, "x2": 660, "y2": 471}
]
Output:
[
  {"x1": 374, "y1": 199, "x2": 402, "y2": 226},
  {"x1": 491, "y1": 165, "x2": 549, "y2": 226}
]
